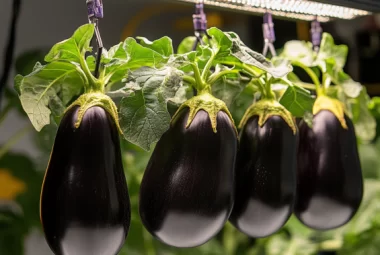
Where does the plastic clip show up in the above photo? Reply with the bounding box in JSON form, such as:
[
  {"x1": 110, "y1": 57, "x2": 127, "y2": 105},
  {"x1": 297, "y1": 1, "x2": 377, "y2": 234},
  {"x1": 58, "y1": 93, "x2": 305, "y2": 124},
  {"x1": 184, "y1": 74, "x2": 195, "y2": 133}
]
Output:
[
  {"x1": 310, "y1": 17, "x2": 322, "y2": 52},
  {"x1": 262, "y1": 12, "x2": 276, "y2": 57},
  {"x1": 86, "y1": 0, "x2": 104, "y2": 78},
  {"x1": 87, "y1": 0, "x2": 104, "y2": 21},
  {"x1": 192, "y1": 0, "x2": 209, "y2": 49}
]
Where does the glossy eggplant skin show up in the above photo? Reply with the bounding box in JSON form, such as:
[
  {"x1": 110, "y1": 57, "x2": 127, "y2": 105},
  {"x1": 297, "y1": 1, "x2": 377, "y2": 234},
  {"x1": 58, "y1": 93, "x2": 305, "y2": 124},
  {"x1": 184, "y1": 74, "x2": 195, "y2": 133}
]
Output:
[
  {"x1": 40, "y1": 106, "x2": 130, "y2": 255},
  {"x1": 229, "y1": 116, "x2": 297, "y2": 237},
  {"x1": 295, "y1": 110, "x2": 363, "y2": 230},
  {"x1": 139, "y1": 108, "x2": 237, "y2": 248}
]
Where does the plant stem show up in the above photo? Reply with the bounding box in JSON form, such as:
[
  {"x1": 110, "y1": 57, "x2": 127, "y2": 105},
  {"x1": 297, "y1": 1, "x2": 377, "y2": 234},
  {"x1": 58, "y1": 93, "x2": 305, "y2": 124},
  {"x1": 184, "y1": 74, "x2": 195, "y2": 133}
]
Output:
[
  {"x1": 78, "y1": 52, "x2": 99, "y2": 90},
  {"x1": 294, "y1": 82, "x2": 317, "y2": 90},
  {"x1": 0, "y1": 125, "x2": 33, "y2": 159},
  {"x1": 201, "y1": 51, "x2": 217, "y2": 81},
  {"x1": 207, "y1": 69, "x2": 240, "y2": 85},
  {"x1": 216, "y1": 60, "x2": 261, "y2": 78},
  {"x1": 322, "y1": 73, "x2": 331, "y2": 90},
  {"x1": 182, "y1": 75, "x2": 196, "y2": 86},
  {"x1": 256, "y1": 77, "x2": 268, "y2": 98},
  {"x1": 265, "y1": 80, "x2": 276, "y2": 100},
  {"x1": 292, "y1": 61, "x2": 323, "y2": 95},
  {"x1": 0, "y1": 102, "x2": 12, "y2": 125},
  {"x1": 190, "y1": 63, "x2": 204, "y2": 91}
]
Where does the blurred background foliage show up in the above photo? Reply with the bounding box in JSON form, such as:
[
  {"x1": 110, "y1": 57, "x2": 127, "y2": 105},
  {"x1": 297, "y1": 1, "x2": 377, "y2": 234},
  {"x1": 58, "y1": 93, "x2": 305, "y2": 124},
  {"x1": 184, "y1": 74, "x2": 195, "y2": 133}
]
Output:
[{"x1": 1, "y1": 44, "x2": 380, "y2": 255}]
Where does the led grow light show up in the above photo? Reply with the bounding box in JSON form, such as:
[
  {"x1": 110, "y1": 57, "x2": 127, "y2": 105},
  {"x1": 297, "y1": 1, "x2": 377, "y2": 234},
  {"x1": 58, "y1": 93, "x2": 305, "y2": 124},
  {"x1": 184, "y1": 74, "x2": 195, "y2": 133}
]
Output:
[{"x1": 176, "y1": 0, "x2": 371, "y2": 22}]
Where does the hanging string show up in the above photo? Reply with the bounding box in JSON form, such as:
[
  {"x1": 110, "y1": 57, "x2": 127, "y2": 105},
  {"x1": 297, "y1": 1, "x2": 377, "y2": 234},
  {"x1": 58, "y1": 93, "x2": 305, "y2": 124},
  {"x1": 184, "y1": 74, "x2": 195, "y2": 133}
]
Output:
[
  {"x1": 0, "y1": 0, "x2": 22, "y2": 110},
  {"x1": 86, "y1": 0, "x2": 104, "y2": 78},
  {"x1": 262, "y1": 11, "x2": 277, "y2": 58}
]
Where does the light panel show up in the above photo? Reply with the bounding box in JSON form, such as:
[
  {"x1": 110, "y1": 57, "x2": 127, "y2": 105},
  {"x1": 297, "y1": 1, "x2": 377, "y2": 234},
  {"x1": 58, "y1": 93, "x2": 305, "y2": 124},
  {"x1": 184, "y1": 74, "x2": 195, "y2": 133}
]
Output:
[{"x1": 175, "y1": 0, "x2": 371, "y2": 22}]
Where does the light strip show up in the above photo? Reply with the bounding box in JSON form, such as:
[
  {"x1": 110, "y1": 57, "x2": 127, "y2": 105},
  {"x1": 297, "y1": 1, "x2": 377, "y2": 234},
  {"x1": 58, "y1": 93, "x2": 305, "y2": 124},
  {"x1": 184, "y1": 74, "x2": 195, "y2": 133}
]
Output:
[{"x1": 175, "y1": 0, "x2": 371, "y2": 22}]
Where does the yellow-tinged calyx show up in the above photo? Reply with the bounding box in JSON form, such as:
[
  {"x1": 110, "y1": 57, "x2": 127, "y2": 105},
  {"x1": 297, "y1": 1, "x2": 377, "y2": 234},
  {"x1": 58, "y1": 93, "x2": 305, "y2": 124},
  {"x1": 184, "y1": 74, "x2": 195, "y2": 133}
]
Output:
[
  {"x1": 172, "y1": 92, "x2": 237, "y2": 134},
  {"x1": 0, "y1": 169, "x2": 26, "y2": 200},
  {"x1": 313, "y1": 95, "x2": 348, "y2": 129},
  {"x1": 65, "y1": 92, "x2": 122, "y2": 134},
  {"x1": 239, "y1": 100, "x2": 297, "y2": 135}
]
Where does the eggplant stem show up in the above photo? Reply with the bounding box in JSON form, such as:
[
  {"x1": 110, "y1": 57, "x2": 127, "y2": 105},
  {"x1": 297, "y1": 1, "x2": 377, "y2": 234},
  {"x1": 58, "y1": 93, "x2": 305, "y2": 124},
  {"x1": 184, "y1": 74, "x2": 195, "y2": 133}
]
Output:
[
  {"x1": 291, "y1": 61, "x2": 323, "y2": 95},
  {"x1": 207, "y1": 69, "x2": 240, "y2": 85}
]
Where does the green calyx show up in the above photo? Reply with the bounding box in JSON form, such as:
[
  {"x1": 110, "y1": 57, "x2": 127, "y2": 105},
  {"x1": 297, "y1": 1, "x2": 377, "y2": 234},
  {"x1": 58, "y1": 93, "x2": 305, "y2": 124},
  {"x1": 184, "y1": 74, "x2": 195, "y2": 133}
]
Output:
[
  {"x1": 313, "y1": 95, "x2": 348, "y2": 129},
  {"x1": 172, "y1": 92, "x2": 237, "y2": 134},
  {"x1": 65, "y1": 92, "x2": 122, "y2": 134},
  {"x1": 239, "y1": 100, "x2": 297, "y2": 135}
]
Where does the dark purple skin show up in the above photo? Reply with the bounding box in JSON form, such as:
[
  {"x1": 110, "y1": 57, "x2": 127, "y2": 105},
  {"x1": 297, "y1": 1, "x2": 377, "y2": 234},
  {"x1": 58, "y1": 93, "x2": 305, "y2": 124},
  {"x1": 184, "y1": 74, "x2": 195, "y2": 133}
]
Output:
[
  {"x1": 139, "y1": 108, "x2": 237, "y2": 248},
  {"x1": 295, "y1": 110, "x2": 363, "y2": 230},
  {"x1": 40, "y1": 106, "x2": 130, "y2": 255},
  {"x1": 229, "y1": 115, "x2": 298, "y2": 237}
]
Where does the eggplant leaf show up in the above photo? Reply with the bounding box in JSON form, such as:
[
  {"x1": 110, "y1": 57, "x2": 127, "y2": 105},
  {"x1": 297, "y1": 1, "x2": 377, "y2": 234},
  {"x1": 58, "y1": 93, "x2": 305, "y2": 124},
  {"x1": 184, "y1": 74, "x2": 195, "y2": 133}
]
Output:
[
  {"x1": 177, "y1": 36, "x2": 197, "y2": 54},
  {"x1": 104, "y1": 38, "x2": 169, "y2": 84},
  {"x1": 118, "y1": 67, "x2": 184, "y2": 150},
  {"x1": 137, "y1": 36, "x2": 173, "y2": 57},
  {"x1": 15, "y1": 62, "x2": 84, "y2": 131},
  {"x1": 45, "y1": 24, "x2": 94, "y2": 63},
  {"x1": 211, "y1": 66, "x2": 251, "y2": 108},
  {"x1": 280, "y1": 40, "x2": 315, "y2": 67},
  {"x1": 223, "y1": 31, "x2": 292, "y2": 78},
  {"x1": 317, "y1": 33, "x2": 348, "y2": 71},
  {"x1": 279, "y1": 80, "x2": 315, "y2": 117}
]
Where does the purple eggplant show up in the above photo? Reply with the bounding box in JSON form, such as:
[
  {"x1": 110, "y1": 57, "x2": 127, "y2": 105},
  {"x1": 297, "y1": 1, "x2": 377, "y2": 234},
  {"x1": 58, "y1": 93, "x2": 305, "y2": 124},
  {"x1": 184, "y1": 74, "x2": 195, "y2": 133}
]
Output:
[
  {"x1": 139, "y1": 108, "x2": 237, "y2": 248},
  {"x1": 40, "y1": 105, "x2": 130, "y2": 255},
  {"x1": 230, "y1": 115, "x2": 297, "y2": 237},
  {"x1": 295, "y1": 110, "x2": 363, "y2": 230}
]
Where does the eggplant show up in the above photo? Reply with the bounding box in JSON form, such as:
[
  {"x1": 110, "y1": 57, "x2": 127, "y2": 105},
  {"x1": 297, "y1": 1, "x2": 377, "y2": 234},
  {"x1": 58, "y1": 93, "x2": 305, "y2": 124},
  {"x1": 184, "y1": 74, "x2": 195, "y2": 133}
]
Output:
[
  {"x1": 139, "y1": 108, "x2": 237, "y2": 248},
  {"x1": 295, "y1": 110, "x2": 363, "y2": 230},
  {"x1": 40, "y1": 105, "x2": 130, "y2": 255},
  {"x1": 229, "y1": 115, "x2": 297, "y2": 237}
]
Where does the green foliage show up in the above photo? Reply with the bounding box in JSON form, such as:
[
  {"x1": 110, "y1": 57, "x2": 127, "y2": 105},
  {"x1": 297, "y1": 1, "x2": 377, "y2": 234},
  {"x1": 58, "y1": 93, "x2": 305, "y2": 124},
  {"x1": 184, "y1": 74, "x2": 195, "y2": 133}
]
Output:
[{"x1": 4, "y1": 23, "x2": 380, "y2": 255}]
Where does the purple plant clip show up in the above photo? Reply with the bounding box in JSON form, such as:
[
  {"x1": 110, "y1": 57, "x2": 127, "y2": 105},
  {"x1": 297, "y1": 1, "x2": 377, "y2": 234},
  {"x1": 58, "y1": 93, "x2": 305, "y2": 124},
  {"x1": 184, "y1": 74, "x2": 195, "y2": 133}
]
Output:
[
  {"x1": 262, "y1": 12, "x2": 276, "y2": 57},
  {"x1": 193, "y1": 1, "x2": 207, "y2": 32},
  {"x1": 263, "y1": 12, "x2": 275, "y2": 43},
  {"x1": 87, "y1": 0, "x2": 103, "y2": 20},
  {"x1": 311, "y1": 18, "x2": 322, "y2": 51},
  {"x1": 86, "y1": 0, "x2": 104, "y2": 78}
]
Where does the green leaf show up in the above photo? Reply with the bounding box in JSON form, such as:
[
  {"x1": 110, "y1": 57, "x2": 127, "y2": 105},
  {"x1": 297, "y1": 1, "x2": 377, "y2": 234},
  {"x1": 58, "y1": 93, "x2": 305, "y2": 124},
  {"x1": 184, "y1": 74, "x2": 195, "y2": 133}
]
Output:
[
  {"x1": 344, "y1": 89, "x2": 376, "y2": 143},
  {"x1": 177, "y1": 36, "x2": 197, "y2": 54},
  {"x1": 280, "y1": 40, "x2": 315, "y2": 67},
  {"x1": 104, "y1": 38, "x2": 168, "y2": 84},
  {"x1": 368, "y1": 96, "x2": 380, "y2": 119},
  {"x1": 334, "y1": 180, "x2": 380, "y2": 255},
  {"x1": 229, "y1": 84, "x2": 256, "y2": 125},
  {"x1": 123, "y1": 38, "x2": 167, "y2": 69},
  {"x1": 341, "y1": 79, "x2": 363, "y2": 98},
  {"x1": 15, "y1": 62, "x2": 85, "y2": 131},
  {"x1": 226, "y1": 32, "x2": 292, "y2": 78},
  {"x1": 207, "y1": 27, "x2": 233, "y2": 54},
  {"x1": 212, "y1": 68, "x2": 251, "y2": 108},
  {"x1": 137, "y1": 36, "x2": 173, "y2": 57},
  {"x1": 317, "y1": 33, "x2": 348, "y2": 71},
  {"x1": 279, "y1": 81, "x2": 315, "y2": 117},
  {"x1": 44, "y1": 24, "x2": 95, "y2": 63},
  {"x1": 118, "y1": 67, "x2": 183, "y2": 150}
]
